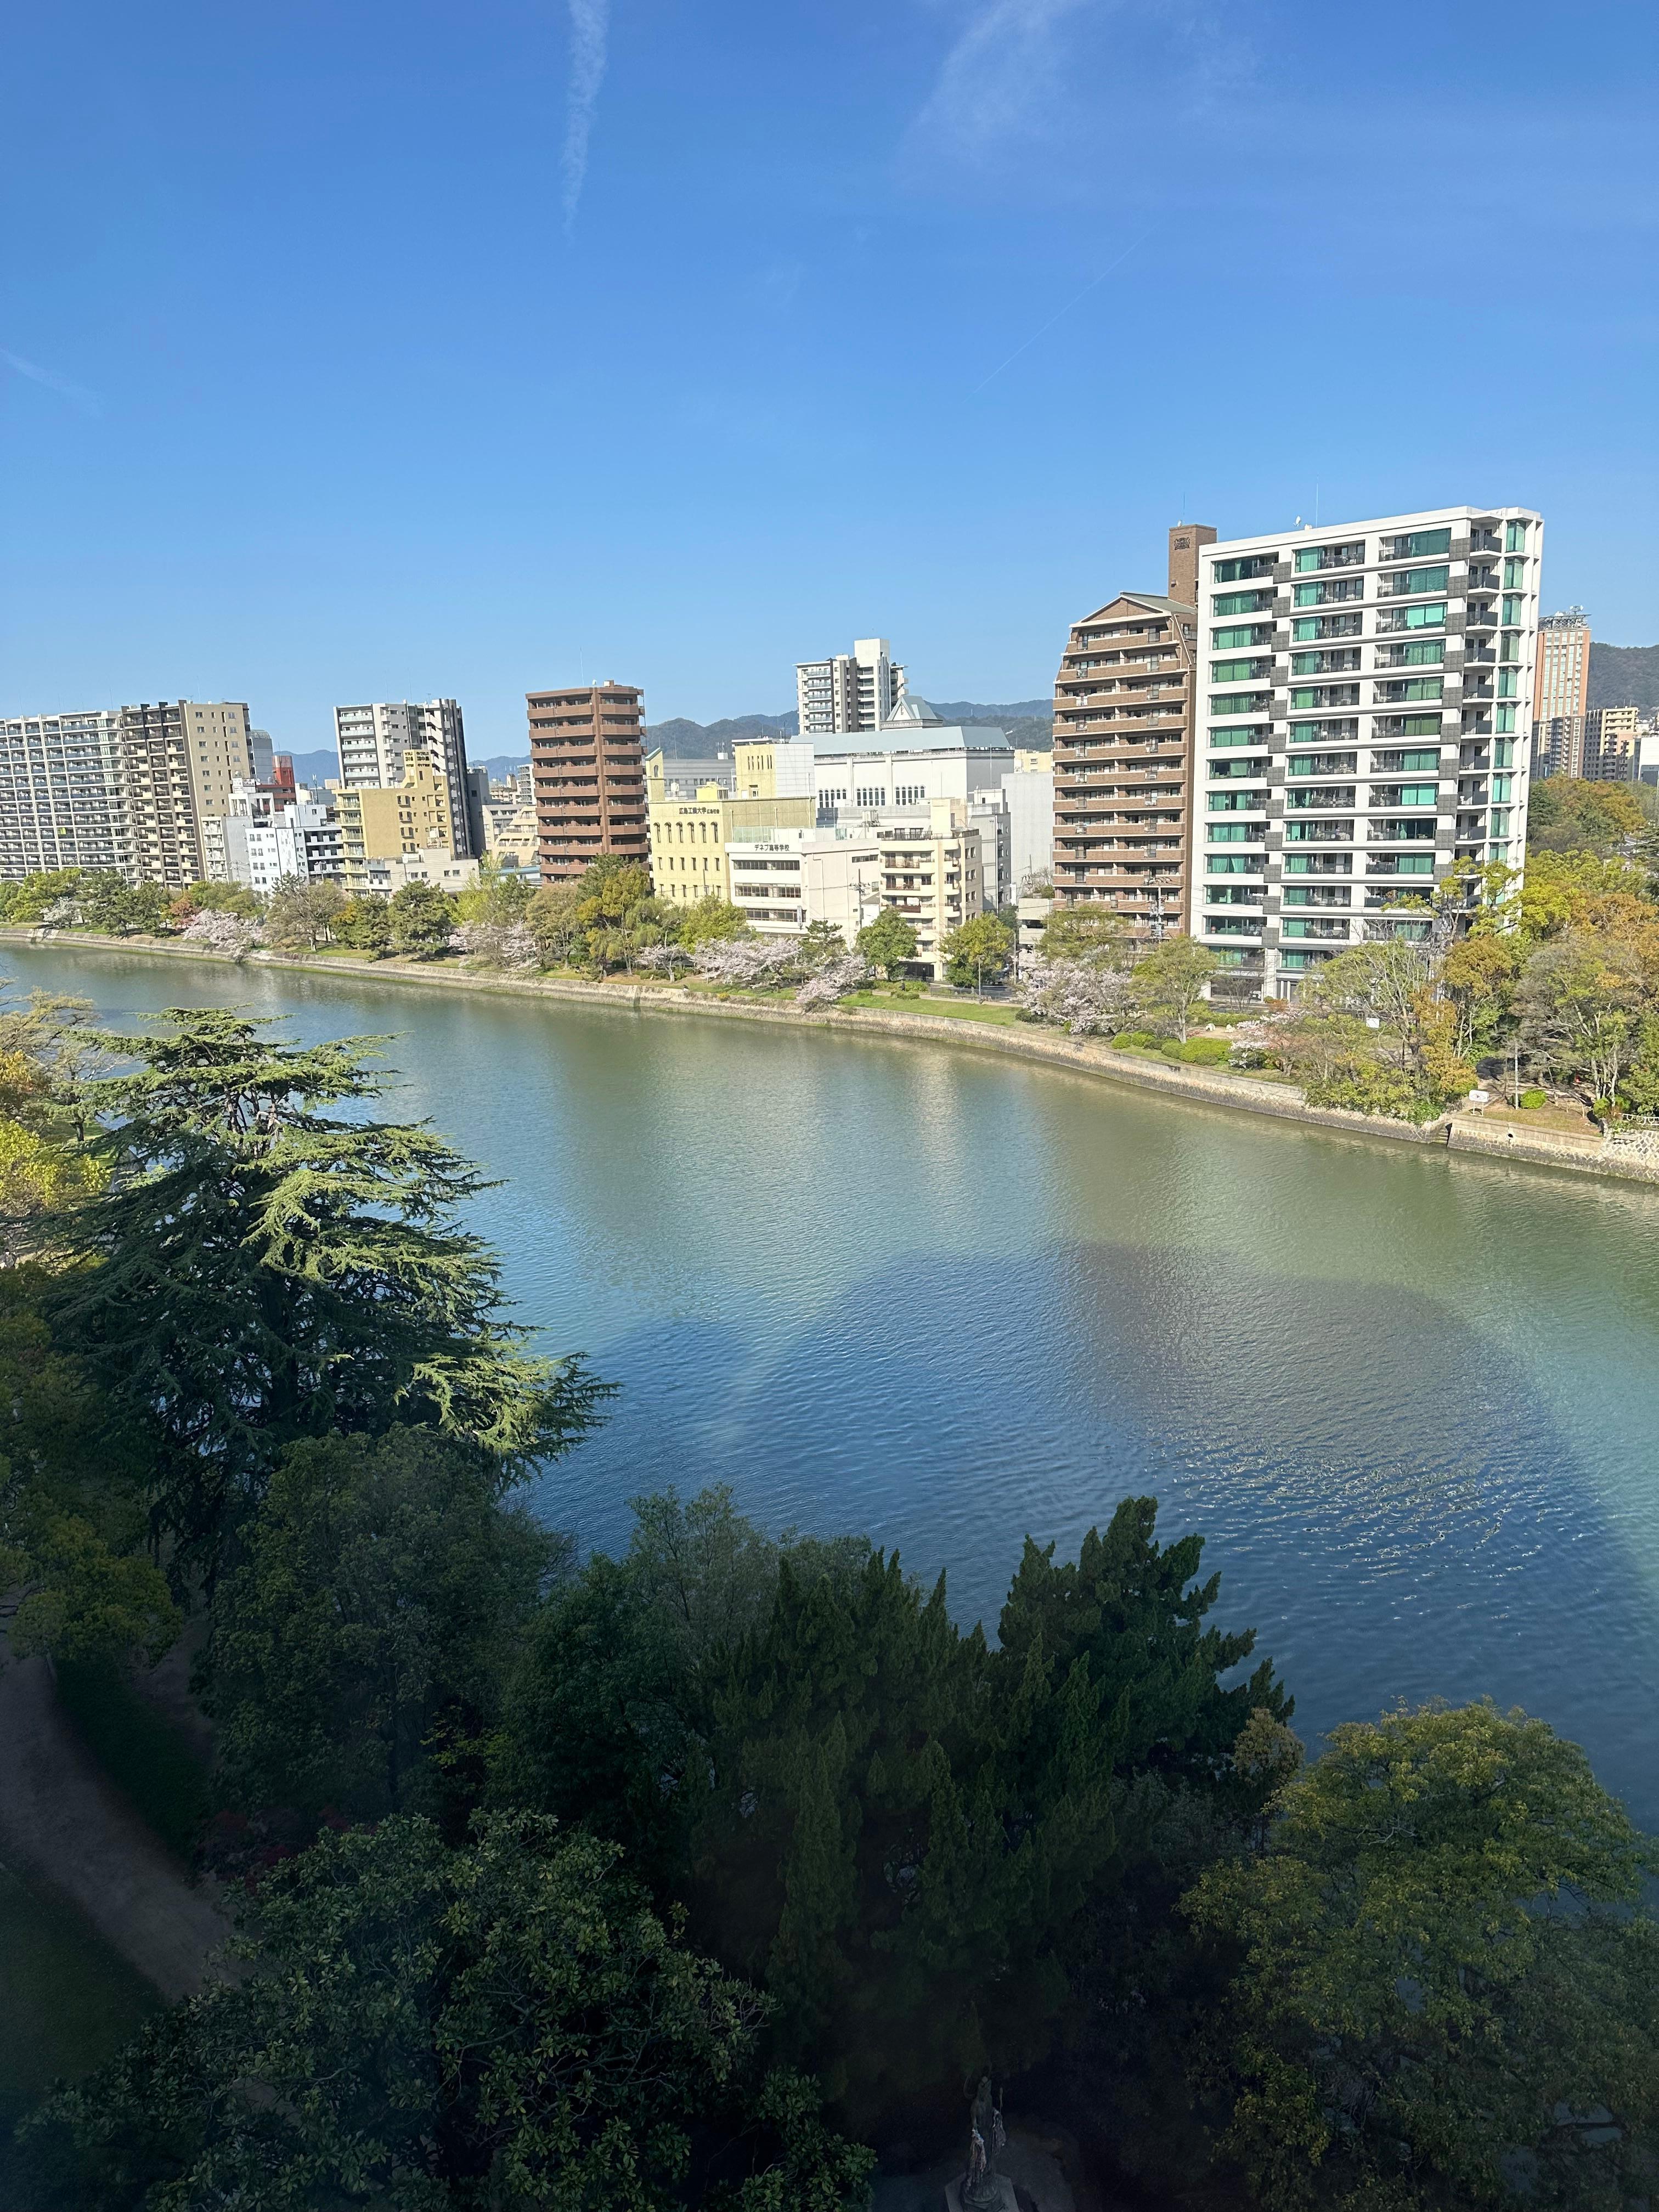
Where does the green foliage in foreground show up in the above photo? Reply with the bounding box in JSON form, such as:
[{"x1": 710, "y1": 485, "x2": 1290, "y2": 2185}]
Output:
[
  {"x1": 22, "y1": 1814, "x2": 873, "y2": 2212},
  {"x1": 46, "y1": 1011, "x2": 608, "y2": 1576},
  {"x1": 1187, "y1": 1701, "x2": 1659, "y2": 2210},
  {"x1": 497, "y1": 1487, "x2": 1291, "y2": 2134}
]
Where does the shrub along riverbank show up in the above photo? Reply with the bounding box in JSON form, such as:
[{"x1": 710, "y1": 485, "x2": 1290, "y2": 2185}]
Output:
[{"x1": 0, "y1": 992, "x2": 1655, "y2": 2208}]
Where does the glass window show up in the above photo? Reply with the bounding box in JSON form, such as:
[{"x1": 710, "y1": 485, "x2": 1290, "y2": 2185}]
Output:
[
  {"x1": 1389, "y1": 750, "x2": 1441, "y2": 771},
  {"x1": 1211, "y1": 624, "x2": 1269, "y2": 649},
  {"x1": 1398, "y1": 783, "x2": 1438, "y2": 806},
  {"x1": 1390, "y1": 716, "x2": 1442, "y2": 737},
  {"x1": 1392, "y1": 679, "x2": 1443, "y2": 702},
  {"x1": 1207, "y1": 825, "x2": 1255, "y2": 842},
  {"x1": 1503, "y1": 558, "x2": 1527, "y2": 589},
  {"x1": 1209, "y1": 725, "x2": 1269, "y2": 746},
  {"x1": 1498, "y1": 669, "x2": 1519, "y2": 697},
  {"x1": 1492, "y1": 775, "x2": 1514, "y2": 802},
  {"x1": 1401, "y1": 603, "x2": 1446, "y2": 630},
  {"x1": 1386, "y1": 528, "x2": 1452, "y2": 559},
  {"x1": 1496, "y1": 706, "x2": 1516, "y2": 732},
  {"x1": 1207, "y1": 856, "x2": 1261, "y2": 874},
  {"x1": 1505, "y1": 521, "x2": 1527, "y2": 552},
  {"x1": 1401, "y1": 640, "x2": 1444, "y2": 665},
  {"x1": 1212, "y1": 555, "x2": 1276, "y2": 583},
  {"x1": 1493, "y1": 738, "x2": 1515, "y2": 768},
  {"x1": 1392, "y1": 854, "x2": 1435, "y2": 874},
  {"x1": 1502, "y1": 595, "x2": 1525, "y2": 625},
  {"x1": 1499, "y1": 631, "x2": 1521, "y2": 664},
  {"x1": 1212, "y1": 591, "x2": 1273, "y2": 616},
  {"x1": 1391, "y1": 564, "x2": 1450, "y2": 596},
  {"x1": 1210, "y1": 692, "x2": 1267, "y2": 715},
  {"x1": 1210, "y1": 658, "x2": 1269, "y2": 683}
]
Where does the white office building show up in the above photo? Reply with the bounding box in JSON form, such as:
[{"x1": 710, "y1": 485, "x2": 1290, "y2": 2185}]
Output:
[
  {"x1": 813, "y1": 726, "x2": 1013, "y2": 824},
  {"x1": 1001, "y1": 764, "x2": 1054, "y2": 896},
  {"x1": 1189, "y1": 506, "x2": 1541, "y2": 998},
  {"x1": 796, "y1": 638, "x2": 906, "y2": 736},
  {"x1": 333, "y1": 698, "x2": 474, "y2": 857},
  {"x1": 219, "y1": 784, "x2": 346, "y2": 894},
  {"x1": 0, "y1": 712, "x2": 132, "y2": 881}
]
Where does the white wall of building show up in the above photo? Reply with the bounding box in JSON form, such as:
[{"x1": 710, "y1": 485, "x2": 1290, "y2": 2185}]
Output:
[
  {"x1": 0, "y1": 712, "x2": 132, "y2": 881},
  {"x1": 1002, "y1": 766, "x2": 1055, "y2": 894}
]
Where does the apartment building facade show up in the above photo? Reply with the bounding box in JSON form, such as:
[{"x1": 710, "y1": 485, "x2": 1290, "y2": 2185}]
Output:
[
  {"x1": 1051, "y1": 568, "x2": 1204, "y2": 932},
  {"x1": 1189, "y1": 506, "x2": 1542, "y2": 998},
  {"x1": 334, "y1": 751, "x2": 459, "y2": 890},
  {"x1": 876, "y1": 799, "x2": 983, "y2": 977},
  {"x1": 1534, "y1": 608, "x2": 1590, "y2": 730},
  {"x1": 0, "y1": 712, "x2": 132, "y2": 881},
  {"x1": 528, "y1": 682, "x2": 650, "y2": 884},
  {"x1": 222, "y1": 793, "x2": 347, "y2": 895},
  {"x1": 796, "y1": 639, "x2": 906, "y2": 736},
  {"x1": 334, "y1": 699, "x2": 473, "y2": 857},
  {"x1": 120, "y1": 700, "x2": 256, "y2": 888}
]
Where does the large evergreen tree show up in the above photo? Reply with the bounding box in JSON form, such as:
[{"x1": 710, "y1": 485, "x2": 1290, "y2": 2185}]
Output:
[{"x1": 48, "y1": 1011, "x2": 606, "y2": 1575}]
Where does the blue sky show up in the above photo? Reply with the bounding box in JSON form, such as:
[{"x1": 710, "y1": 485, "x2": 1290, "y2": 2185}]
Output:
[{"x1": 3, "y1": 1, "x2": 1655, "y2": 756}]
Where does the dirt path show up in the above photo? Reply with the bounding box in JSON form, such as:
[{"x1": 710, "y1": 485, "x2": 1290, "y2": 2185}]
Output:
[{"x1": 0, "y1": 1642, "x2": 229, "y2": 2001}]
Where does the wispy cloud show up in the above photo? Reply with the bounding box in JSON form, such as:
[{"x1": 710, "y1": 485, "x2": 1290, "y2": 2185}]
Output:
[
  {"x1": 911, "y1": 0, "x2": 1092, "y2": 159},
  {"x1": 907, "y1": 0, "x2": 1245, "y2": 170},
  {"x1": 562, "y1": 0, "x2": 611, "y2": 233},
  {"x1": 1, "y1": 347, "x2": 101, "y2": 417}
]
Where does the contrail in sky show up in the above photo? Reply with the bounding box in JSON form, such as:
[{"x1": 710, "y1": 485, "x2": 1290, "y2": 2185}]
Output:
[
  {"x1": 1, "y1": 347, "x2": 101, "y2": 416},
  {"x1": 969, "y1": 234, "x2": 1151, "y2": 395},
  {"x1": 562, "y1": 0, "x2": 611, "y2": 233}
]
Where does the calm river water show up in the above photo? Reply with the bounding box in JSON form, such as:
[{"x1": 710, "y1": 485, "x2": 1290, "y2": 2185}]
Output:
[{"x1": 11, "y1": 944, "x2": 1659, "y2": 1823}]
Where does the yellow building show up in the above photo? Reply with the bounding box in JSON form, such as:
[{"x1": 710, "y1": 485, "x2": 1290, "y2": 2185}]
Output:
[
  {"x1": 646, "y1": 751, "x2": 815, "y2": 907},
  {"x1": 334, "y1": 749, "x2": 457, "y2": 890}
]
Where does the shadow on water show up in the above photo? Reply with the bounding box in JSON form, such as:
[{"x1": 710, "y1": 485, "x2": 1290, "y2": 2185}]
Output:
[{"x1": 538, "y1": 1234, "x2": 1659, "y2": 1826}]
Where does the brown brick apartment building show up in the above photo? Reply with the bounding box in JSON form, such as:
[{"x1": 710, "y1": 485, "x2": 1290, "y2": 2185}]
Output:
[
  {"x1": 527, "y1": 682, "x2": 650, "y2": 884},
  {"x1": 1050, "y1": 525, "x2": 1214, "y2": 931}
]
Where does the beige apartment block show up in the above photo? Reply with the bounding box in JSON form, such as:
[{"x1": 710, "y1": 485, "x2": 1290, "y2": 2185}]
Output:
[
  {"x1": 334, "y1": 751, "x2": 458, "y2": 889},
  {"x1": 877, "y1": 795, "x2": 984, "y2": 977},
  {"x1": 120, "y1": 699, "x2": 255, "y2": 888},
  {"x1": 1051, "y1": 524, "x2": 1209, "y2": 934},
  {"x1": 646, "y1": 752, "x2": 814, "y2": 907}
]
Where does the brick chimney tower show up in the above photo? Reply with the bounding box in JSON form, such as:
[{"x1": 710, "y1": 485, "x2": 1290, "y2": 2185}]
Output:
[{"x1": 1167, "y1": 522, "x2": 1217, "y2": 608}]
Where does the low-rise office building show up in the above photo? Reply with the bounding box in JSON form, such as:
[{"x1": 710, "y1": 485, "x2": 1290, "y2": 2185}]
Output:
[
  {"x1": 647, "y1": 752, "x2": 815, "y2": 908},
  {"x1": 875, "y1": 798, "x2": 984, "y2": 977},
  {"x1": 723, "y1": 825, "x2": 885, "y2": 944}
]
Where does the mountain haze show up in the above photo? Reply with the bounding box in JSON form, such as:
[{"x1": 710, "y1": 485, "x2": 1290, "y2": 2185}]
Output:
[{"x1": 1589, "y1": 643, "x2": 1659, "y2": 712}]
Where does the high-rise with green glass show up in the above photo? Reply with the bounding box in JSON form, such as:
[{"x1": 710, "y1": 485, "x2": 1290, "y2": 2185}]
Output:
[{"x1": 1188, "y1": 506, "x2": 1542, "y2": 997}]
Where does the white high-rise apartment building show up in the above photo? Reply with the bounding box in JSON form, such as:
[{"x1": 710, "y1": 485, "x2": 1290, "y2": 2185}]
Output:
[
  {"x1": 796, "y1": 639, "x2": 906, "y2": 736},
  {"x1": 333, "y1": 698, "x2": 474, "y2": 857},
  {"x1": 0, "y1": 712, "x2": 132, "y2": 881},
  {"x1": 1189, "y1": 506, "x2": 1541, "y2": 998}
]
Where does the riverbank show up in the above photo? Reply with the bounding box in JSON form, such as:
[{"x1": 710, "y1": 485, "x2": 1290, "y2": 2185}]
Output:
[{"x1": 9, "y1": 926, "x2": 1655, "y2": 1189}]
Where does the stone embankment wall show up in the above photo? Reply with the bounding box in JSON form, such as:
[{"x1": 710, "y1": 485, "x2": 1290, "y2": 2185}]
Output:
[{"x1": 10, "y1": 928, "x2": 1659, "y2": 1189}]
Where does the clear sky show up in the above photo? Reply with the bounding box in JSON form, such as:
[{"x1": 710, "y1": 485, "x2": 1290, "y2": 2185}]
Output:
[{"x1": 3, "y1": 1, "x2": 1655, "y2": 757}]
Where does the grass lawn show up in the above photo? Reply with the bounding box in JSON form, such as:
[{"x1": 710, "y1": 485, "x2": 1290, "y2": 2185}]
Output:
[
  {"x1": 55, "y1": 1657, "x2": 211, "y2": 1862},
  {"x1": 0, "y1": 1866, "x2": 157, "y2": 2134},
  {"x1": 845, "y1": 992, "x2": 1022, "y2": 1025}
]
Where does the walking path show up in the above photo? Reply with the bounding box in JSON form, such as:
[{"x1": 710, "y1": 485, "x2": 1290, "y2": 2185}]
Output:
[{"x1": 0, "y1": 1635, "x2": 228, "y2": 2001}]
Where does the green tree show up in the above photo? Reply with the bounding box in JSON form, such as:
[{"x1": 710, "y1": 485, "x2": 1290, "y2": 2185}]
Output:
[
  {"x1": 80, "y1": 877, "x2": 173, "y2": 937},
  {"x1": 1516, "y1": 929, "x2": 1654, "y2": 1104},
  {"x1": 264, "y1": 873, "x2": 345, "y2": 952},
  {"x1": 943, "y1": 912, "x2": 1014, "y2": 998},
  {"x1": 1041, "y1": 905, "x2": 1127, "y2": 960},
  {"x1": 453, "y1": 862, "x2": 531, "y2": 927},
  {"x1": 178, "y1": 879, "x2": 260, "y2": 920},
  {"x1": 1186, "y1": 1701, "x2": 1659, "y2": 2210},
  {"x1": 25, "y1": 1813, "x2": 874, "y2": 2212},
  {"x1": 388, "y1": 879, "x2": 456, "y2": 960},
  {"x1": 855, "y1": 907, "x2": 919, "y2": 980},
  {"x1": 1131, "y1": 935, "x2": 1220, "y2": 1042},
  {"x1": 526, "y1": 879, "x2": 589, "y2": 967},
  {"x1": 1527, "y1": 775, "x2": 1646, "y2": 855},
  {"x1": 204, "y1": 1428, "x2": 558, "y2": 1819},
  {"x1": 334, "y1": 892, "x2": 393, "y2": 955},
  {"x1": 0, "y1": 868, "x2": 83, "y2": 923},
  {"x1": 681, "y1": 895, "x2": 751, "y2": 946},
  {"x1": 47, "y1": 1012, "x2": 606, "y2": 1574}
]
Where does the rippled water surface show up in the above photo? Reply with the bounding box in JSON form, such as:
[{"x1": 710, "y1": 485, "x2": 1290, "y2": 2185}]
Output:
[{"x1": 13, "y1": 944, "x2": 1659, "y2": 1821}]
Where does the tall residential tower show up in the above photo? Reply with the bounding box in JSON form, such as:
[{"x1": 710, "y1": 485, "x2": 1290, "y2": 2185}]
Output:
[
  {"x1": 528, "y1": 682, "x2": 650, "y2": 884},
  {"x1": 796, "y1": 639, "x2": 905, "y2": 736},
  {"x1": 1188, "y1": 506, "x2": 1542, "y2": 998},
  {"x1": 332, "y1": 699, "x2": 473, "y2": 857}
]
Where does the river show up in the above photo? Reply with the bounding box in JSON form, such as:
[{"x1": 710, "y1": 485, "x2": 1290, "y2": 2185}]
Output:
[{"x1": 10, "y1": 943, "x2": 1659, "y2": 1824}]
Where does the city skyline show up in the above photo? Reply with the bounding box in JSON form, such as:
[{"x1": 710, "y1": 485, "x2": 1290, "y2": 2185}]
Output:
[{"x1": 2, "y1": 2, "x2": 1654, "y2": 759}]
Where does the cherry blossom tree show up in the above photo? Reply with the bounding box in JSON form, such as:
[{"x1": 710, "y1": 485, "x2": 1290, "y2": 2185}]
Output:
[
  {"x1": 795, "y1": 953, "x2": 868, "y2": 1009},
  {"x1": 1019, "y1": 953, "x2": 1135, "y2": 1036},
  {"x1": 182, "y1": 909, "x2": 260, "y2": 960}
]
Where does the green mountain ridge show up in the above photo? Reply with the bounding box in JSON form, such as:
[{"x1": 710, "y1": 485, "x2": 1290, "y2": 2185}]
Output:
[{"x1": 1589, "y1": 642, "x2": 1659, "y2": 712}]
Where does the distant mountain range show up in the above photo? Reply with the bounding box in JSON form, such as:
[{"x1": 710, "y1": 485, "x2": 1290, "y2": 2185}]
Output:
[
  {"x1": 1589, "y1": 644, "x2": 1659, "y2": 712},
  {"x1": 646, "y1": 700, "x2": 1055, "y2": 757}
]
